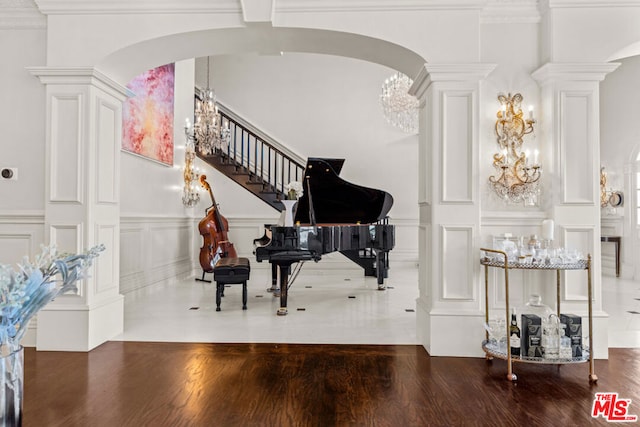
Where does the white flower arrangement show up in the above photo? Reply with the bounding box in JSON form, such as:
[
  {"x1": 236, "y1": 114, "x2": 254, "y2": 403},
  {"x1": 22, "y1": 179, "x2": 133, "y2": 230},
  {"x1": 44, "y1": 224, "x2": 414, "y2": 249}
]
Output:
[
  {"x1": 0, "y1": 244, "x2": 104, "y2": 354},
  {"x1": 284, "y1": 181, "x2": 304, "y2": 200}
]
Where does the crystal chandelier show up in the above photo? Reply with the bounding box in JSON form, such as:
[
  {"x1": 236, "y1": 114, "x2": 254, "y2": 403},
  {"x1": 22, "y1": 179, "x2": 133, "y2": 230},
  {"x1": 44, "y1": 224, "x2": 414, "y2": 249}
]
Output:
[
  {"x1": 380, "y1": 72, "x2": 419, "y2": 134},
  {"x1": 488, "y1": 93, "x2": 541, "y2": 205},
  {"x1": 181, "y1": 137, "x2": 200, "y2": 207},
  {"x1": 185, "y1": 56, "x2": 230, "y2": 155}
]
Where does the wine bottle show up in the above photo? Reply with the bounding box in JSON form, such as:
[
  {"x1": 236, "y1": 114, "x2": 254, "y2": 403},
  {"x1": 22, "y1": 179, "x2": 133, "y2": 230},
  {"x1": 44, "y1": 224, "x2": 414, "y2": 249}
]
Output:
[{"x1": 510, "y1": 308, "x2": 521, "y2": 357}]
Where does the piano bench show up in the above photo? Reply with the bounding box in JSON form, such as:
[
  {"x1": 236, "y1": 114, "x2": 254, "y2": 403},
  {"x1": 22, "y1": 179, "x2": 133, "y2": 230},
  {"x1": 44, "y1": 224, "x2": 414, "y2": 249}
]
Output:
[{"x1": 213, "y1": 257, "x2": 251, "y2": 311}]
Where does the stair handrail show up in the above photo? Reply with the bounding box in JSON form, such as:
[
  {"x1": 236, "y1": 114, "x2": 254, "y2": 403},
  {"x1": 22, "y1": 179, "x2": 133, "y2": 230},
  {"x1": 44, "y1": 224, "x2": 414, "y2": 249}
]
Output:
[
  {"x1": 216, "y1": 100, "x2": 306, "y2": 167},
  {"x1": 193, "y1": 88, "x2": 305, "y2": 205}
]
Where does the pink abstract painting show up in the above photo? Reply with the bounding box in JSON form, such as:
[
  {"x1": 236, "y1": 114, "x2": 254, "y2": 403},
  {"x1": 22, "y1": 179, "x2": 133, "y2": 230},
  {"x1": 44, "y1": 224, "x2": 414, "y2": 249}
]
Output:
[{"x1": 122, "y1": 63, "x2": 175, "y2": 165}]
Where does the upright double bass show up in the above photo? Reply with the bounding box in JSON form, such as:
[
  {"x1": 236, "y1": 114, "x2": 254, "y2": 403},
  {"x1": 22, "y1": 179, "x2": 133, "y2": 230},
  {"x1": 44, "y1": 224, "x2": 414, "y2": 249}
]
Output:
[{"x1": 198, "y1": 175, "x2": 237, "y2": 273}]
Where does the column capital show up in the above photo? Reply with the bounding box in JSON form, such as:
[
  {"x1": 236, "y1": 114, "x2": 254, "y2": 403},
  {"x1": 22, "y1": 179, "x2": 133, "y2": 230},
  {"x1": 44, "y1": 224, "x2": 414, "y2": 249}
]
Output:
[
  {"x1": 27, "y1": 66, "x2": 132, "y2": 100},
  {"x1": 410, "y1": 63, "x2": 496, "y2": 99},
  {"x1": 531, "y1": 62, "x2": 621, "y2": 85}
]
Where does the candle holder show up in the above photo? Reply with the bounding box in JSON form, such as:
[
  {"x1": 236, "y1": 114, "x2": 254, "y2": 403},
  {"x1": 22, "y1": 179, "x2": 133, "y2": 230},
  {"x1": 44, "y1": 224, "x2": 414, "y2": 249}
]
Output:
[{"x1": 541, "y1": 219, "x2": 554, "y2": 250}]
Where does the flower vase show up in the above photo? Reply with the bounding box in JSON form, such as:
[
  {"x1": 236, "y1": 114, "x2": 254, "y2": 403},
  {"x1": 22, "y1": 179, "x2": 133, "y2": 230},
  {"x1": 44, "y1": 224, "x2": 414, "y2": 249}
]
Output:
[
  {"x1": 0, "y1": 346, "x2": 23, "y2": 427},
  {"x1": 281, "y1": 200, "x2": 298, "y2": 227}
]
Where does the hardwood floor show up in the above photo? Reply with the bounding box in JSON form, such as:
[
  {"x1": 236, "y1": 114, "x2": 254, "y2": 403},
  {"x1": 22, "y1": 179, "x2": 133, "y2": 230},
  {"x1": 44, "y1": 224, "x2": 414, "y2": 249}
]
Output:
[{"x1": 23, "y1": 342, "x2": 640, "y2": 426}]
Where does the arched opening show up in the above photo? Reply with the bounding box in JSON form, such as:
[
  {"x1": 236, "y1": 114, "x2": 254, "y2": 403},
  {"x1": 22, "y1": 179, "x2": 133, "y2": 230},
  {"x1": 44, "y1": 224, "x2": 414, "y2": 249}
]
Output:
[
  {"x1": 98, "y1": 27, "x2": 425, "y2": 85},
  {"x1": 98, "y1": 26, "x2": 427, "y2": 343}
]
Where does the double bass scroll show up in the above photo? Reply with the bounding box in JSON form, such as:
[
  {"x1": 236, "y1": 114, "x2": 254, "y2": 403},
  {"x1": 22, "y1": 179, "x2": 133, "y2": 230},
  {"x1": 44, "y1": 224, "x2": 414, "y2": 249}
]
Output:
[{"x1": 198, "y1": 175, "x2": 237, "y2": 273}]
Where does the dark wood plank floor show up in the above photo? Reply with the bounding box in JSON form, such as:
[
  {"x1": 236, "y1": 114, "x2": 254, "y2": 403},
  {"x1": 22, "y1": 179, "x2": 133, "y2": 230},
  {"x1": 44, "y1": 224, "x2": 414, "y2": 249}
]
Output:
[{"x1": 23, "y1": 342, "x2": 640, "y2": 426}]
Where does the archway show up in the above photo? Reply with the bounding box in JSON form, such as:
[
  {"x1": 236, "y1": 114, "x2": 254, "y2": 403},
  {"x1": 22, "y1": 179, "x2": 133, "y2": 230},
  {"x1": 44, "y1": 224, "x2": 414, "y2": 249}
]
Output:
[{"x1": 98, "y1": 27, "x2": 425, "y2": 85}]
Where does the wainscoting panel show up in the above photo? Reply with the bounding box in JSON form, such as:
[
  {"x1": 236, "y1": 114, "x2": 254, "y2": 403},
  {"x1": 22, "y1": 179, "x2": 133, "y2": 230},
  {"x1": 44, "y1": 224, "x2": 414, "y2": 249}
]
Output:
[
  {"x1": 441, "y1": 91, "x2": 473, "y2": 204},
  {"x1": 96, "y1": 99, "x2": 119, "y2": 204},
  {"x1": 440, "y1": 225, "x2": 474, "y2": 301},
  {"x1": 49, "y1": 223, "x2": 82, "y2": 255},
  {"x1": 50, "y1": 94, "x2": 83, "y2": 203},
  {"x1": 0, "y1": 213, "x2": 45, "y2": 265},
  {"x1": 0, "y1": 212, "x2": 45, "y2": 346},
  {"x1": 560, "y1": 91, "x2": 595, "y2": 205},
  {"x1": 95, "y1": 223, "x2": 117, "y2": 294},
  {"x1": 561, "y1": 225, "x2": 594, "y2": 302},
  {"x1": 119, "y1": 225, "x2": 145, "y2": 294},
  {"x1": 0, "y1": 234, "x2": 32, "y2": 267},
  {"x1": 120, "y1": 216, "x2": 194, "y2": 294}
]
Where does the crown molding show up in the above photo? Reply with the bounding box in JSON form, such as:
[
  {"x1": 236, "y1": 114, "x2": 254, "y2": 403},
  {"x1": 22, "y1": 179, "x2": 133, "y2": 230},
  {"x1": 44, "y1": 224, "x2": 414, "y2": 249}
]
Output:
[
  {"x1": 33, "y1": 0, "x2": 240, "y2": 15},
  {"x1": 547, "y1": 0, "x2": 640, "y2": 7},
  {"x1": 531, "y1": 62, "x2": 621, "y2": 84},
  {"x1": 409, "y1": 63, "x2": 497, "y2": 99},
  {"x1": 276, "y1": 0, "x2": 486, "y2": 13},
  {"x1": 27, "y1": 66, "x2": 133, "y2": 99},
  {"x1": 481, "y1": 0, "x2": 540, "y2": 24},
  {"x1": 0, "y1": 0, "x2": 45, "y2": 29}
]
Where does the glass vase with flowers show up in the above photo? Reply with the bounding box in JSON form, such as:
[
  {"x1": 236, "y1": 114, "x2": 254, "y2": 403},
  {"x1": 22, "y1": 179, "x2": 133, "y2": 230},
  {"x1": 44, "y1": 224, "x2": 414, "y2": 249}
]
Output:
[
  {"x1": 282, "y1": 181, "x2": 304, "y2": 226},
  {"x1": 0, "y1": 244, "x2": 104, "y2": 426}
]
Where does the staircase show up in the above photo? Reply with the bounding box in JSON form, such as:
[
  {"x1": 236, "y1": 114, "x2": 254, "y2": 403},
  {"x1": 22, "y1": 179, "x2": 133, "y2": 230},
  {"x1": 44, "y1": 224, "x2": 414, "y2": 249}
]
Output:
[{"x1": 196, "y1": 101, "x2": 305, "y2": 212}]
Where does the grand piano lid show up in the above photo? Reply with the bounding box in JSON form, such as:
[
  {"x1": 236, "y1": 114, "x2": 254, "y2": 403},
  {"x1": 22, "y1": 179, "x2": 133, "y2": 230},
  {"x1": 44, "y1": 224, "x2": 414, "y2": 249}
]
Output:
[{"x1": 294, "y1": 157, "x2": 394, "y2": 225}]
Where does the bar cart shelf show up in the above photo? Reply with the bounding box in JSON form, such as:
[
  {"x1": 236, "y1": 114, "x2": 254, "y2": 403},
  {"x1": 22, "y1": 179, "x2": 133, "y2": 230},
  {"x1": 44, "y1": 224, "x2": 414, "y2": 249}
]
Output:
[
  {"x1": 480, "y1": 248, "x2": 596, "y2": 383},
  {"x1": 482, "y1": 340, "x2": 590, "y2": 364}
]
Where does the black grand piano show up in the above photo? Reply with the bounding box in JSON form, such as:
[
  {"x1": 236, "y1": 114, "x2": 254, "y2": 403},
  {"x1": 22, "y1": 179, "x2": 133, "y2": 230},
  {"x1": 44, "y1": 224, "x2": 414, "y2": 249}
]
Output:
[{"x1": 255, "y1": 158, "x2": 395, "y2": 315}]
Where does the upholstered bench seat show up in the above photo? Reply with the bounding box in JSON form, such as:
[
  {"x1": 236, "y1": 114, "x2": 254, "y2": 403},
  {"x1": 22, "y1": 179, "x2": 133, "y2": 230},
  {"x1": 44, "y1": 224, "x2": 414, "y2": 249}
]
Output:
[{"x1": 213, "y1": 257, "x2": 251, "y2": 311}]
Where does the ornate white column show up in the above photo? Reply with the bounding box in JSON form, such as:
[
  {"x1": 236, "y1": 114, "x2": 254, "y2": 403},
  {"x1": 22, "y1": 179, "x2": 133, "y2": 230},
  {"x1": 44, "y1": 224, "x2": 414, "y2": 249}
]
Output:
[
  {"x1": 411, "y1": 63, "x2": 496, "y2": 356},
  {"x1": 28, "y1": 67, "x2": 127, "y2": 351},
  {"x1": 532, "y1": 62, "x2": 620, "y2": 359}
]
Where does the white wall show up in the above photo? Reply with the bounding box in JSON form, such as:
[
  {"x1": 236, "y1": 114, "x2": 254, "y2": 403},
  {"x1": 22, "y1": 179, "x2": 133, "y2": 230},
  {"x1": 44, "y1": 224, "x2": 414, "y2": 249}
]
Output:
[
  {"x1": 120, "y1": 60, "x2": 196, "y2": 217},
  {"x1": 0, "y1": 26, "x2": 46, "y2": 268},
  {"x1": 600, "y1": 56, "x2": 640, "y2": 187},
  {"x1": 205, "y1": 53, "x2": 419, "y2": 220}
]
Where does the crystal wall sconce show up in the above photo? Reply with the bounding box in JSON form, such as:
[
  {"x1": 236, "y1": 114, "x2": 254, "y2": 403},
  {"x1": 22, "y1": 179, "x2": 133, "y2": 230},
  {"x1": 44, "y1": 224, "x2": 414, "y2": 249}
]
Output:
[
  {"x1": 489, "y1": 93, "x2": 540, "y2": 205},
  {"x1": 600, "y1": 166, "x2": 624, "y2": 213},
  {"x1": 181, "y1": 133, "x2": 200, "y2": 208}
]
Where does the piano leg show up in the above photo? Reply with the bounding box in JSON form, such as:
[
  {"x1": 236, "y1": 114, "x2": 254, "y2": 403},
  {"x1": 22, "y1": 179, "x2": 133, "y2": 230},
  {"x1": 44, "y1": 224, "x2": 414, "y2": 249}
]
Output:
[
  {"x1": 267, "y1": 262, "x2": 279, "y2": 294},
  {"x1": 376, "y1": 251, "x2": 388, "y2": 290},
  {"x1": 276, "y1": 262, "x2": 293, "y2": 316}
]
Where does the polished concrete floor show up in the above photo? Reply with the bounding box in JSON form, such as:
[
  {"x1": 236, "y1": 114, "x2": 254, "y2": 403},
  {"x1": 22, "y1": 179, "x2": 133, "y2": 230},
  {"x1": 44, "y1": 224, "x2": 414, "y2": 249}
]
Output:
[{"x1": 113, "y1": 261, "x2": 640, "y2": 349}]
